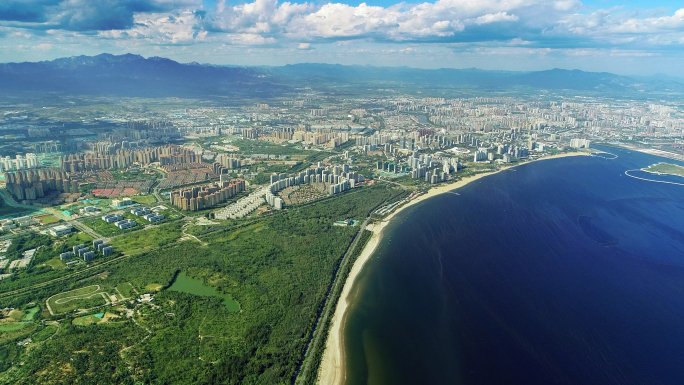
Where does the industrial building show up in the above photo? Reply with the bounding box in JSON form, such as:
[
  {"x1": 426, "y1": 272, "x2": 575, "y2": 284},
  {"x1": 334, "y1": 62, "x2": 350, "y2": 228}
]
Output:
[
  {"x1": 102, "y1": 213, "x2": 124, "y2": 223},
  {"x1": 114, "y1": 219, "x2": 137, "y2": 229},
  {"x1": 49, "y1": 225, "x2": 73, "y2": 236},
  {"x1": 60, "y1": 251, "x2": 74, "y2": 260}
]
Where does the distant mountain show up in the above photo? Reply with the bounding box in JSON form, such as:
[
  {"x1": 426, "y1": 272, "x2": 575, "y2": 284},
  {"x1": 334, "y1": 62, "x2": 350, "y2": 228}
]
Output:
[
  {"x1": 0, "y1": 53, "x2": 286, "y2": 98},
  {"x1": 269, "y1": 63, "x2": 684, "y2": 94},
  {"x1": 268, "y1": 64, "x2": 517, "y2": 87},
  {"x1": 633, "y1": 73, "x2": 684, "y2": 84},
  {"x1": 2, "y1": 54, "x2": 683, "y2": 98}
]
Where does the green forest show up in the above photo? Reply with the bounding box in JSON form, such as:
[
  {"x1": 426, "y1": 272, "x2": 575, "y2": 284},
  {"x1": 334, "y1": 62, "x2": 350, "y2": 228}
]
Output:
[{"x1": 0, "y1": 184, "x2": 405, "y2": 384}]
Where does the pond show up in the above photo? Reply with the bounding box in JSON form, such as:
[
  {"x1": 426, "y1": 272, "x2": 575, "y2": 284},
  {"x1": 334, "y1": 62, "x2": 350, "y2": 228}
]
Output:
[{"x1": 168, "y1": 272, "x2": 240, "y2": 312}]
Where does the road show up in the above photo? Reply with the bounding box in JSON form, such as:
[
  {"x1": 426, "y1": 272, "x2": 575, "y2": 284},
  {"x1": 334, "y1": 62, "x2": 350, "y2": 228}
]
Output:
[
  {"x1": 0, "y1": 230, "x2": 188, "y2": 300},
  {"x1": 68, "y1": 219, "x2": 106, "y2": 240},
  {"x1": 294, "y1": 216, "x2": 372, "y2": 385},
  {"x1": 380, "y1": 179, "x2": 409, "y2": 190}
]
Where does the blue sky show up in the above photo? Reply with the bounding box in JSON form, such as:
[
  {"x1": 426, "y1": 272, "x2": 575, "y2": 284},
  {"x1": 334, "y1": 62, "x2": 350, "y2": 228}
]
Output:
[{"x1": 1, "y1": 0, "x2": 683, "y2": 75}]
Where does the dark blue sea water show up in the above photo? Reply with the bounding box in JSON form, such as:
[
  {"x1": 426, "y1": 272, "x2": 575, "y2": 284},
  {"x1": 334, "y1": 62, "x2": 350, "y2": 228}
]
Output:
[{"x1": 343, "y1": 147, "x2": 684, "y2": 385}]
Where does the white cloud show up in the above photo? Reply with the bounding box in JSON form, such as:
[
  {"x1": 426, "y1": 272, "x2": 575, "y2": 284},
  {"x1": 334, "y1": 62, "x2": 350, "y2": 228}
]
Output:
[
  {"x1": 209, "y1": 0, "x2": 546, "y2": 41},
  {"x1": 474, "y1": 12, "x2": 519, "y2": 25},
  {"x1": 228, "y1": 33, "x2": 276, "y2": 45},
  {"x1": 553, "y1": 0, "x2": 580, "y2": 12},
  {"x1": 98, "y1": 10, "x2": 206, "y2": 44},
  {"x1": 2, "y1": 0, "x2": 684, "y2": 70},
  {"x1": 556, "y1": 7, "x2": 684, "y2": 48}
]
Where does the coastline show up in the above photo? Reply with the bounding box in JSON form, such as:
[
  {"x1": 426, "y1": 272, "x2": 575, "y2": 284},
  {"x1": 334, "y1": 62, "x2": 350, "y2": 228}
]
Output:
[{"x1": 316, "y1": 151, "x2": 590, "y2": 385}]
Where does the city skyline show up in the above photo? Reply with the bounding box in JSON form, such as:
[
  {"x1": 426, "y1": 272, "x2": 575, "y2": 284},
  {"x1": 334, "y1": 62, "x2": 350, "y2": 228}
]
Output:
[{"x1": 1, "y1": 0, "x2": 683, "y2": 76}]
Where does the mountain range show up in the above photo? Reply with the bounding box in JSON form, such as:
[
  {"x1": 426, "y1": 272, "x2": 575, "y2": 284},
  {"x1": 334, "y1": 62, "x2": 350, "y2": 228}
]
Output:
[
  {"x1": 0, "y1": 53, "x2": 285, "y2": 98},
  {"x1": 1, "y1": 53, "x2": 683, "y2": 98}
]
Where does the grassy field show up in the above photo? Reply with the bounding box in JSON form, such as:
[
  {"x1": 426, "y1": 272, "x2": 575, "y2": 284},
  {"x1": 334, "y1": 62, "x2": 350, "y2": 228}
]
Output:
[
  {"x1": 131, "y1": 195, "x2": 157, "y2": 204},
  {"x1": 72, "y1": 314, "x2": 103, "y2": 326},
  {"x1": 144, "y1": 283, "x2": 163, "y2": 291},
  {"x1": 47, "y1": 285, "x2": 109, "y2": 315},
  {"x1": 643, "y1": 162, "x2": 684, "y2": 177},
  {"x1": 0, "y1": 323, "x2": 26, "y2": 332},
  {"x1": 32, "y1": 325, "x2": 58, "y2": 341},
  {"x1": 6, "y1": 309, "x2": 23, "y2": 321},
  {"x1": 112, "y1": 169, "x2": 162, "y2": 181},
  {"x1": 65, "y1": 232, "x2": 95, "y2": 246},
  {"x1": 0, "y1": 322, "x2": 36, "y2": 345},
  {"x1": 45, "y1": 258, "x2": 67, "y2": 270},
  {"x1": 80, "y1": 216, "x2": 136, "y2": 237},
  {"x1": 110, "y1": 222, "x2": 183, "y2": 254},
  {"x1": 35, "y1": 214, "x2": 61, "y2": 225},
  {"x1": 21, "y1": 307, "x2": 39, "y2": 321},
  {"x1": 116, "y1": 282, "x2": 137, "y2": 299}
]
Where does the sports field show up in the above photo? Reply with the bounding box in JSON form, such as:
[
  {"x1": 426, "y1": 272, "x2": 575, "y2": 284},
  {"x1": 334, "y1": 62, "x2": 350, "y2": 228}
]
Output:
[
  {"x1": 35, "y1": 214, "x2": 60, "y2": 225},
  {"x1": 46, "y1": 285, "x2": 110, "y2": 315}
]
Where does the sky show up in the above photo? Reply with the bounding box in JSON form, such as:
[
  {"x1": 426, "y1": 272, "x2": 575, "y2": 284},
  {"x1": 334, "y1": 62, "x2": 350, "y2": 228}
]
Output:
[{"x1": 1, "y1": 0, "x2": 683, "y2": 75}]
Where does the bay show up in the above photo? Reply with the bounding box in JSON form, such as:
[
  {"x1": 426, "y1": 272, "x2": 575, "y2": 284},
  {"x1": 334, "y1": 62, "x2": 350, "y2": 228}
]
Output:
[{"x1": 344, "y1": 146, "x2": 684, "y2": 385}]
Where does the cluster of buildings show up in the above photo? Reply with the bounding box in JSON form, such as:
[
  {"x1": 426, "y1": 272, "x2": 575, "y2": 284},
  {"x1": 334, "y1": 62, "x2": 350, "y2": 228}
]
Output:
[
  {"x1": 0, "y1": 220, "x2": 17, "y2": 232},
  {"x1": 404, "y1": 154, "x2": 461, "y2": 182},
  {"x1": 292, "y1": 130, "x2": 349, "y2": 147},
  {"x1": 131, "y1": 207, "x2": 164, "y2": 223},
  {"x1": 570, "y1": 138, "x2": 591, "y2": 149},
  {"x1": 356, "y1": 131, "x2": 456, "y2": 154},
  {"x1": 65, "y1": 244, "x2": 94, "y2": 262},
  {"x1": 111, "y1": 198, "x2": 135, "y2": 209},
  {"x1": 211, "y1": 160, "x2": 363, "y2": 220},
  {"x1": 269, "y1": 165, "x2": 361, "y2": 198},
  {"x1": 6, "y1": 248, "x2": 36, "y2": 270},
  {"x1": 4, "y1": 168, "x2": 81, "y2": 201},
  {"x1": 101, "y1": 213, "x2": 137, "y2": 229},
  {"x1": 170, "y1": 177, "x2": 245, "y2": 211},
  {"x1": 214, "y1": 186, "x2": 268, "y2": 220},
  {"x1": 59, "y1": 144, "x2": 198, "y2": 172},
  {"x1": 264, "y1": 127, "x2": 350, "y2": 147},
  {"x1": 92, "y1": 120, "x2": 180, "y2": 143},
  {"x1": 120, "y1": 120, "x2": 180, "y2": 141},
  {"x1": 0, "y1": 153, "x2": 39, "y2": 172},
  {"x1": 2, "y1": 142, "x2": 207, "y2": 203},
  {"x1": 376, "y1": 161, "x2": 410, "y2": 174},
  {"x1": 214, "y1": 153, "x2": 244, "y2": 170},
  {"x1": 384, "y1": 96, "x2": 684, "y2": 146},
  {"x1": 61, "y1": 240, "x2": 113, "y2": 263}
]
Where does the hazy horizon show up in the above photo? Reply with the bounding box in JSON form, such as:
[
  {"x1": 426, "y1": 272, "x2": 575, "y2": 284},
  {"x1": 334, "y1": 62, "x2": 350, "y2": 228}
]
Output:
[{"x1": 2, "y1": 52, "x2": 684, "y2": 80}]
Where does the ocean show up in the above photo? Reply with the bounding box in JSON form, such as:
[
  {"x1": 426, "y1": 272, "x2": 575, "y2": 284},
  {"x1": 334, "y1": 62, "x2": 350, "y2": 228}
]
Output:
[{"x1": 343, "y1": 147, "x2": 684, "y2": 385}]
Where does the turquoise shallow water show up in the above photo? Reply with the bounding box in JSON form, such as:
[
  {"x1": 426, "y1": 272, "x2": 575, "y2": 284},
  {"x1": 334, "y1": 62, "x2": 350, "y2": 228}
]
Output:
[{"x1": 344, "y1": 147, "x2": 684, "y2": 385}]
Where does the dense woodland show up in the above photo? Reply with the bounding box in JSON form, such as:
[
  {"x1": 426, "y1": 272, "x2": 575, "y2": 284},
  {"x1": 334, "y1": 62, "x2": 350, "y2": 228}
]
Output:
[{"x1": 0, "y1": 184, "x2": 406, "y2": 384}]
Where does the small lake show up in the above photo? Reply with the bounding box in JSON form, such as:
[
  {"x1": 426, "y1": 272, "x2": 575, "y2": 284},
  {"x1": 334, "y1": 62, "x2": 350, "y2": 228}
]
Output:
[{"x1": 168, "y1": 272, "x2": 240, "y2": 312}]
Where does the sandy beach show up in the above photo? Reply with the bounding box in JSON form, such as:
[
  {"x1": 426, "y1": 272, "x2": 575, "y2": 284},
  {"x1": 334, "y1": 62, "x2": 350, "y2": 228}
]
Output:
[{"x1": 317, "y1": 151, "x2": 590, "y2": 385}]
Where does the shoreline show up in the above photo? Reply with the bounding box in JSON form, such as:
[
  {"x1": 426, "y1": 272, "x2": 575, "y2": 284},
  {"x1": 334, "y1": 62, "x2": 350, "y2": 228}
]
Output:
[{"x1": 316, "y1": 151, "x2": 590, "y2": 385}]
